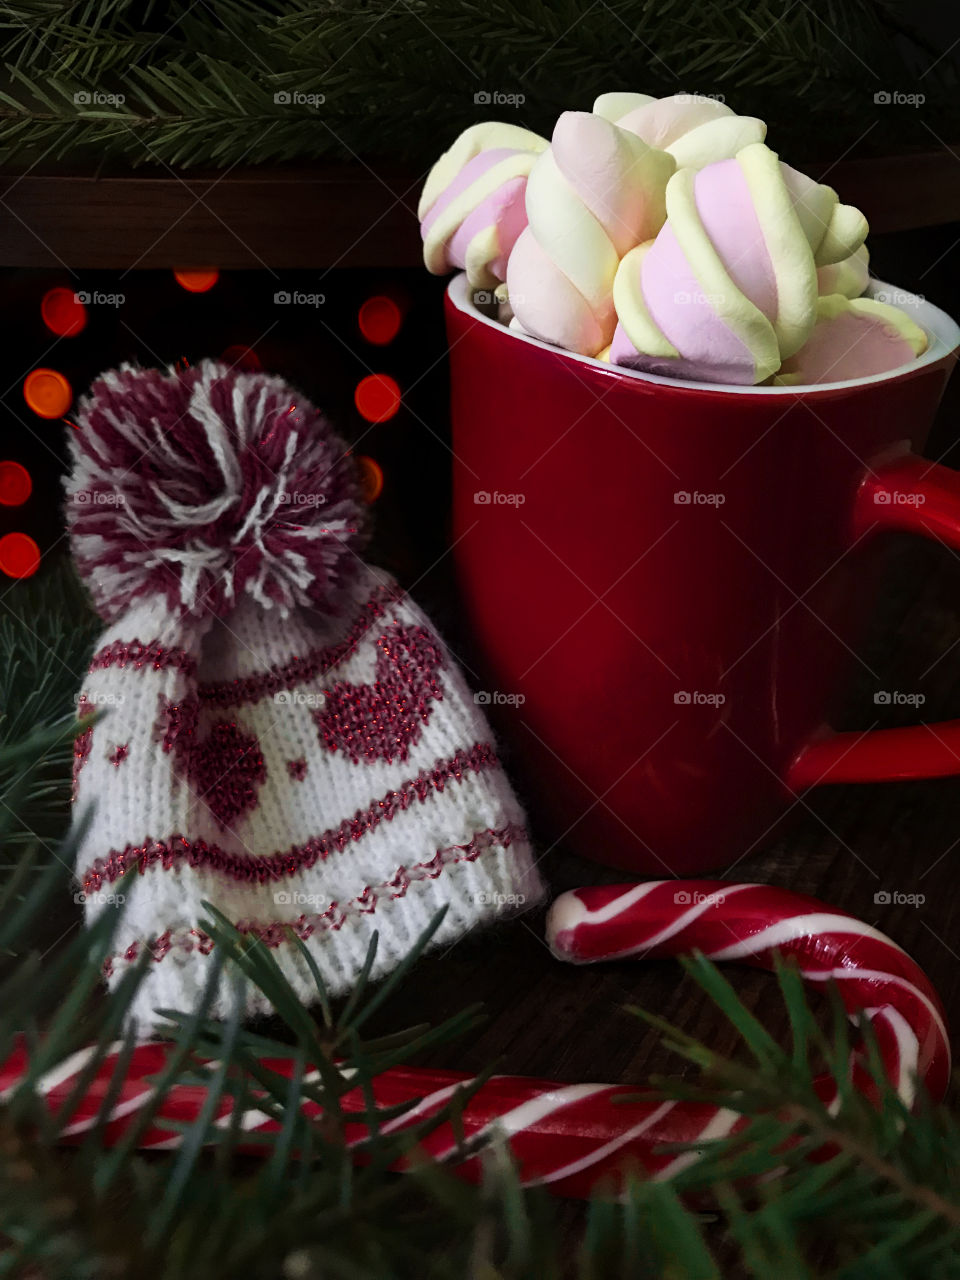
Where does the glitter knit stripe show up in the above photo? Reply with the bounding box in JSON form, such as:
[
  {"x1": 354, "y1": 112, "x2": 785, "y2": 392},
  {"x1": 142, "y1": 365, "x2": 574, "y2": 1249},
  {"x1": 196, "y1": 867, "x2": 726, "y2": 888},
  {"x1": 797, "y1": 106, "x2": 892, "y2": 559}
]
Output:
[
  {"x1": 80, "y1": 742, "x2": 501, "y2": 892},
  {"x1": 101, "y1": 822, "x2": 528, "y2": 975},
  {"x1": 85, "y1": 582, "x2": 405, "y2": 707},
  {"x1": 89, "y1": 638, "x2": 198, "y2": 678}
]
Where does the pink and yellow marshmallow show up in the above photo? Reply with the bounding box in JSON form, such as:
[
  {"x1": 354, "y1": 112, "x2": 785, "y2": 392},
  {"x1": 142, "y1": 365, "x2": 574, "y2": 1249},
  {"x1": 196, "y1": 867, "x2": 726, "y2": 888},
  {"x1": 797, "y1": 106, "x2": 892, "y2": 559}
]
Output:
[
  {"x1": 594, "y1": 91, "x2": 767, "y2": 169},
  {"x1": 609, "y1": 142, "x2": 869, "y2": 383},
  {"x1": 419, "y1": 122, "x2": 548, "y2": 290},
  {"x1": 505, "y1": 111, "x2": 675, "y2": 356},
  {"x1": 817, "y1": 243, "x2": 870, "y2": 298},
  {"x1": 774, "y1": 293, "x2": 927, "y2": 385}
]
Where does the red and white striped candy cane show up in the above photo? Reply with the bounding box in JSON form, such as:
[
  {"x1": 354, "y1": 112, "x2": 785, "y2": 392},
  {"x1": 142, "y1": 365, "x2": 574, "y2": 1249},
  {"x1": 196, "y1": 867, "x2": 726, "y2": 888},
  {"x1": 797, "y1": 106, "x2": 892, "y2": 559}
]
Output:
[
  {"x1": 0, "y1": 881, "x2": 948, "y2": 1198},
  {"x1": 547, "y1": 881, "x2": 951, "y2": 1115}
]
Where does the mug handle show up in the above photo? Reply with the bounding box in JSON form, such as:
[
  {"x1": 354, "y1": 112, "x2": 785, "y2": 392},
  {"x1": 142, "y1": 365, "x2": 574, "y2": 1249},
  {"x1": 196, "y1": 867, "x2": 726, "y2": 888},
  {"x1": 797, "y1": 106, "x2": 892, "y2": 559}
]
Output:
[{"x1": 787, "y1": 451, "x2": 960, "y2": 790}]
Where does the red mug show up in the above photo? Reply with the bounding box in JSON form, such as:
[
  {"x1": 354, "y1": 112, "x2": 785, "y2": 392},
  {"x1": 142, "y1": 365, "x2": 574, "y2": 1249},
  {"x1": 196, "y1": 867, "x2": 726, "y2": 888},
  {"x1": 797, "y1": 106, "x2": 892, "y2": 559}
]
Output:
[{"x1": 445, "y1": 273, "x2": 960, "y2": 875}]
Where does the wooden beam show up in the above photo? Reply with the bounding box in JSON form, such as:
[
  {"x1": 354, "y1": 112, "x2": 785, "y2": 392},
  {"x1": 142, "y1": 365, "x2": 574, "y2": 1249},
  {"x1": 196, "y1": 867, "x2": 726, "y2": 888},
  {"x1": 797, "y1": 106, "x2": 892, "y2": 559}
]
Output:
[
  {"x1": 0, "y1": 163, "x2": 425, "y2": 270},
  {"x1": 0, "y1": 148, "x2": 958, "y2": 271}
]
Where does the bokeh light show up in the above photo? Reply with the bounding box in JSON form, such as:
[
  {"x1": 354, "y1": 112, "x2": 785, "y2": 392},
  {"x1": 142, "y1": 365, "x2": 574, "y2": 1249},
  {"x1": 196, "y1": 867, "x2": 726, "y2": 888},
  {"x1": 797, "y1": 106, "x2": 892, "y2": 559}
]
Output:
[
  {"x1": 221, "y1": 344, "x2": 262, "y2": 371},
  {"x1": 356, "y1": 455, "x2": 384, "y2": 503},
  {"x1": 174, "y1": 269, "x2": 219, "y2": 293},
  {"x1": 0, "y1": 532, "x2": 40, "y2": 579},
  {"x1": 358, "y1": 295, "x2": 403, "y2": 346},
  {"x1": 41, "y1": 287, "x2": 87, "y2": 337},
  {"x1": 24, "y1": 368, "x2": 73, "y2": 418},
  {"x1": 354, "y1": 373, "x2": 401, "y2": 423},
  {"x1": 0, "y1": 461, "x2": 32, "y2": 507}
]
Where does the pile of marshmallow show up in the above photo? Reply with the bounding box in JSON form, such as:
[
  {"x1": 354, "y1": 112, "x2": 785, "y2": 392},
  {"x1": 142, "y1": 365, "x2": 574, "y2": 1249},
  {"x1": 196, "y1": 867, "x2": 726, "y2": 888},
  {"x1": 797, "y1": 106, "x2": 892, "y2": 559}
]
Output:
[{"x1": 419, "y1": 94, "x2": 928, "y2": 386}]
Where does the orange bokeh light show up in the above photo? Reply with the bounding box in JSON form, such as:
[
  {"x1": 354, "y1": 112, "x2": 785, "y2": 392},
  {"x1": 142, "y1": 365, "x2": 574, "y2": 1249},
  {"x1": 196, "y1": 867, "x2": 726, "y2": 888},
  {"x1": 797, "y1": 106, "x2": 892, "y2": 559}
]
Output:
[
  {"x1": 0, "y1": 532, "x2": 40, "y2": 579},
  {"x1": 41, "y1": 287, "x2": 87, "y2": 337},
  {"x1": 356, "y1": 455, "x2": 384, "y2": 503},
  {"x1": 354, "y1": 373, "x2": 401, "y2": 424},
  {"x1": 0, "y1": 461, "x2": 32, "y2": 507},
  {"x1": 174, "y1": 269, "x2": 219, "y2": 293},
  {"x1": 24, "y1": 369, "x2": 72, "y2": 419},
  {"x1": 358, "y1": 295, "x2": 403, "y2": 346}
]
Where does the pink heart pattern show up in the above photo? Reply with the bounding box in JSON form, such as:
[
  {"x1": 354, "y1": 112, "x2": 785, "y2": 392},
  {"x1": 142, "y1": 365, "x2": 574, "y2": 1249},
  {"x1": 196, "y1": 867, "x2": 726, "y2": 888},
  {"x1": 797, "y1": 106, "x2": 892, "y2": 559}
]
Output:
[
  {"x1": 314, "y1": 623, "x2": 445, "y2": 764},
  {"x1": 186, "y1": 720, "x2": 268, "y2": 833}
]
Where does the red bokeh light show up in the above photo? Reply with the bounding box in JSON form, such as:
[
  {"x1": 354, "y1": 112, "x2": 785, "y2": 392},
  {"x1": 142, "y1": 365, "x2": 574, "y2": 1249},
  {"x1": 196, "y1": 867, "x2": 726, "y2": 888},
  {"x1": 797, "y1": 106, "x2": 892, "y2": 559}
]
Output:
[
  {"x1": 0, "y1": 462, "x2": 32, "y2": 507},
  {"x1": 41, "y1": 287, "x2": 87, "y2": 337},
  {"x1": 354, "y1": 374, "x2": 401, "y2": 423},
  {"x1": 174, "y1": 269, "x2": 219, "y2": 293},
  {"x1": 221, "y1": 344, "x2": 262, "y2": 371},
  {"x1": 358, "y1": 295, "x2": 403, "y2": 346},
  {"x1": 356, "y1": 455, "x2": 384, "y2": 503},
  {"x1": 0, "y1": 532, "x2": 40, "y2": 579}
]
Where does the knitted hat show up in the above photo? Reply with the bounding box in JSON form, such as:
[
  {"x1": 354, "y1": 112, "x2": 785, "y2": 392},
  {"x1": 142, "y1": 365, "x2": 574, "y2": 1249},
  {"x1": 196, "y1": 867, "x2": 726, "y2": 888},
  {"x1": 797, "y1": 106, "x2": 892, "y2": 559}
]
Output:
[{"x1": 67, "y1": 359, "x2": 543, "y2": 1029}]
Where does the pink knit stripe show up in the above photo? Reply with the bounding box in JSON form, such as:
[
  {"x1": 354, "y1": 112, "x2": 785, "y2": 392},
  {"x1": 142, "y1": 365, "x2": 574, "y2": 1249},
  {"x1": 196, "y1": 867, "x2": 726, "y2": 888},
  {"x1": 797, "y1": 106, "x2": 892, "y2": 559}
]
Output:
[
  {"x1": 89, "y1": 638, "x2": 198, "y2": 678},
  {"x1": 86, "y1": 581, "x2": 405, "y2": 706},
  {"x1": 80, "y1": 742, "x2": 502, "y2": 892},
  {"x1": 102, "y1": 821, "x2": 529, "y2": 976}
]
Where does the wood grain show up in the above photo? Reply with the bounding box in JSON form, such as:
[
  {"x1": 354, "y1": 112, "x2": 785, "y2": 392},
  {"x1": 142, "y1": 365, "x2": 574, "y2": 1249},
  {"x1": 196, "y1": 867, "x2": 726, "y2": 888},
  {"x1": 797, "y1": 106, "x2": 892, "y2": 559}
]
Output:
[{"x1": 1, "y1": 148, "x2": 959, "y2": 270}]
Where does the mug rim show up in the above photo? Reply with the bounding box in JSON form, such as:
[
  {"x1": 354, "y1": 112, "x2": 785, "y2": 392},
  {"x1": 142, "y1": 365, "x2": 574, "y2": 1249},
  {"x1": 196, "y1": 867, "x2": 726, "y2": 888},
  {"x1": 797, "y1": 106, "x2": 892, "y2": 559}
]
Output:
[{"x1": 446, "y1": 271, "x2": 960, "y2": 397}]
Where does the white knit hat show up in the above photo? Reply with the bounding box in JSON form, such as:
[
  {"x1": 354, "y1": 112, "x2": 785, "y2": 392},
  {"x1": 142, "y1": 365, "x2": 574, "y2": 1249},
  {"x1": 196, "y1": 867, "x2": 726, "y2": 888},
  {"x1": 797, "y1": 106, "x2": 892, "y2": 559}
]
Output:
[{"x1": 67, "y1": 359, "x2": 543, "y2": 1028}]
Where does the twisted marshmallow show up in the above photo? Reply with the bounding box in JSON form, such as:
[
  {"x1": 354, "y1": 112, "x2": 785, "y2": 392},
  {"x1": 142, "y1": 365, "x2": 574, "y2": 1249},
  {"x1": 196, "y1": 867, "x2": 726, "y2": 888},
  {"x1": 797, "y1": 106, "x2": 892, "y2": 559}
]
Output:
[
  {"x1": 818, "y1": 243, "x2": 870, "y2": 298},
  {"x1": 419, "y1": 122, "x2": 548, "y2": 289},
  {"x1": 774, "y1": 293, "x2": 928, "y2": 385},
  {"x1": 610, "y1": 142, "x2": 869, "y2": 383},
  {"x1": 594, "y1": 91, "x2": 766, "y2": 169},
  {"x1": 505, "y1": 111, "x2": 675, "y2": 355}
]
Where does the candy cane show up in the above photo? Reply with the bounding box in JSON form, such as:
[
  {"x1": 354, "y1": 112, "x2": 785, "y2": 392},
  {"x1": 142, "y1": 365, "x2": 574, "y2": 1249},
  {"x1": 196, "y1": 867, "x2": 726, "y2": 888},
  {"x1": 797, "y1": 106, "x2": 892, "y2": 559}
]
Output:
[{"x1": 0, "y1": 882, "x2": 948, "y2": 1199}]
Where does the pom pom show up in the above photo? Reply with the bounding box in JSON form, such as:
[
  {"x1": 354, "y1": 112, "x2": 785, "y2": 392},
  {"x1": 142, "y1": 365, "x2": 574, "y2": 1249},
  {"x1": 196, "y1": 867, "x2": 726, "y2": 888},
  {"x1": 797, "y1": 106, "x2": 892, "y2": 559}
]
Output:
[{"x1": 66, "y1": 360, "x2": 366, "y2": 621}]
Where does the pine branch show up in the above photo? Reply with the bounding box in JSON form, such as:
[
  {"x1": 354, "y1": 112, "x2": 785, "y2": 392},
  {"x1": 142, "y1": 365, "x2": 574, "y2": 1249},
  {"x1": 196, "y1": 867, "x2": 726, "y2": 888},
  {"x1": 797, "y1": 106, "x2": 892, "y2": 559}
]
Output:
[{"x1": 0, "y1": 0, "x2": 955, "y2": 170}]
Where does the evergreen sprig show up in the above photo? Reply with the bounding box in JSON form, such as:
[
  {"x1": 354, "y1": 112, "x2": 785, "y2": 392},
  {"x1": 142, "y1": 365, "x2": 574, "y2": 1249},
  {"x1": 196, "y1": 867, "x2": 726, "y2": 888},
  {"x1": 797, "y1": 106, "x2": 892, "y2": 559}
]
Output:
[{"x1": 0, "y1": 0, "x2": 955, "y2": 171}]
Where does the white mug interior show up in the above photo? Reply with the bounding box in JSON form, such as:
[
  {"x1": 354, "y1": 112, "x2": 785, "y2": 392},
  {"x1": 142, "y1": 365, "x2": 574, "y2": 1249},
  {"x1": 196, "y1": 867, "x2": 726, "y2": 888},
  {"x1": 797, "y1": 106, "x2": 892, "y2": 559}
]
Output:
[{"x1": 446, "y1": 271, "x2": 960, "y2": 396}]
